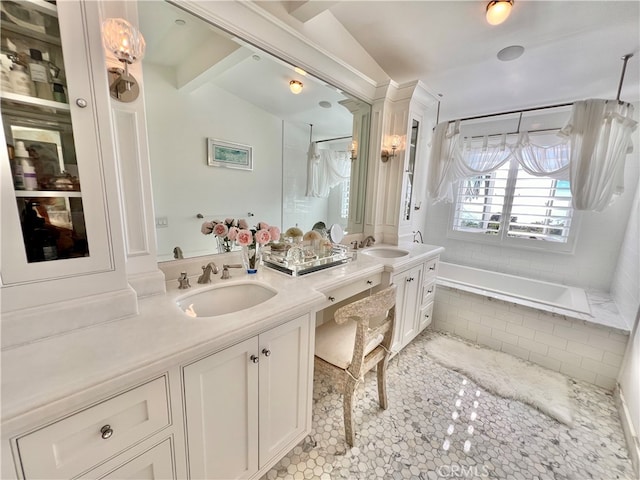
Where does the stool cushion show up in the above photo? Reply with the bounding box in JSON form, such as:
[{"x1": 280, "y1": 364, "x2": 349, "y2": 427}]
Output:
[{"x1": 315, "y1": 318, "x2": 384, "y2": 369}]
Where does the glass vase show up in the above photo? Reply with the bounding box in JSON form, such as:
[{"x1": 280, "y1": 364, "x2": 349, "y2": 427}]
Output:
[
  {"x1": 217, "y1": 236, "x2": 233, "y2": 253},
  {"x1": 242, "y1": 243, "x2": 260, "y2": 274}
]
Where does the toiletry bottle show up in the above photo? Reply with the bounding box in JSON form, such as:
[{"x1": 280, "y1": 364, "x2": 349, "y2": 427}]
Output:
[
  {"x1": 8, "y1": 143, "x2": 24, "y2": 190},
  {"x1": 14, "y1": 141, "x2": 37, "y2": 190},
  {"x1": 1, "y1": 54, "x2": 13, "y2": 93},
  {"x1": 27, "y1": 48, "x2": 53, "y2": 100},
  {"x1": 9, "y1": 62, "x2": 35, "y2": 97},
  {"x1": 52, "y1": 81, "x2": 66, "y2": 102}
]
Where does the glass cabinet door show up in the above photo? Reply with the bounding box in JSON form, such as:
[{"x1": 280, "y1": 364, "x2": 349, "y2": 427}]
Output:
[
  {"x1": 1, "y1": 0, "x2": 113, "y2": 283},
  {"x1": 402, "y1": 119, "x2": 419, "y2": 221}
]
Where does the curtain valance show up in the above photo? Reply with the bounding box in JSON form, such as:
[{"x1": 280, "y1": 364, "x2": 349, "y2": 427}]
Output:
[{"x1": 427, "y1": 99, "x2": 637, "y2": 210}]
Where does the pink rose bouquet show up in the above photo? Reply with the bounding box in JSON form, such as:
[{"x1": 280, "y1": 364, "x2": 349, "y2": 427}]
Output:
[
  {"x1": 200, "y1": 218, "x2": 239, "y2": 252},
  {"x1": 201, "y1": 218, "x2": 280, "y2": 256}
]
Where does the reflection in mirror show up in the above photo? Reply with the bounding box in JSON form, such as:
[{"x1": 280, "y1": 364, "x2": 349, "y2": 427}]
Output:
[
  {"x1": 403, "y1": 119, "x2": 419, "y2": 221},
  {"x1": 139, "y1": 2, "x2": 371, "y2": 261}
]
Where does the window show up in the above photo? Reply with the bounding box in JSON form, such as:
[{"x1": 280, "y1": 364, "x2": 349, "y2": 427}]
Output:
[{"x1": 451, "y1": 158, "x2": 577, "y2": 251}]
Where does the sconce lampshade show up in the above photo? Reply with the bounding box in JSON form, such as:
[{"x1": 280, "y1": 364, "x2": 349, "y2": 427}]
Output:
[
  {"x1": 102, "y1": 18, "x2": 146, "y2": 64},
  {"x1": 289, "y1": 80, "x2": 303, "y2": 94},
  {"x1": 486, "y1": 0, "x2": 513, "y2": 26}
]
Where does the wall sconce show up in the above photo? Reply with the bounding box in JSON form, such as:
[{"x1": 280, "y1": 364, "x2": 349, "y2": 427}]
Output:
[
  {"x1": 486, "y1": 0, "x2": 514, "y2": 25},
  {"x1": 350, "y1": 140, "x2": 357, "y2": 162},
  {"x1": 381, "y1": 135, "x2": 400, "y2": 163},
  {"x1": 102, "y1": 18, "x2": 146, "y2": 102},
  {"x1": 289, "y1": 80, "x2": 303, "y2": 94}
]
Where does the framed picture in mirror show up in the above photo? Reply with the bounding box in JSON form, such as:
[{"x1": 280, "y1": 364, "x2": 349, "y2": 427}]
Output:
[{"x1": 207, "y1": 138, "x2": 252, "y2": 171}]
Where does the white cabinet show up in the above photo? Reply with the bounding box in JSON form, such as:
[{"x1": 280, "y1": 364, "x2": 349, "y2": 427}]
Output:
[
  {"x1": 183, "y1": 314, "x2": 313, "y2": 480},
  {"x1": 88, "y1": 438, "x2": 175, "y2": 480},
  {"x1": 14, "y1": 376, "x2": 172, "y2": 480},
  {"x1": 391, "y1": 264, "x2": 423, "y2": 352},
  {"x1": 1, "y1": 0, "x2": 115, "y2": 284},
  {"x1": 391, "y1": 255, "x2": 439, "y2": 353}
]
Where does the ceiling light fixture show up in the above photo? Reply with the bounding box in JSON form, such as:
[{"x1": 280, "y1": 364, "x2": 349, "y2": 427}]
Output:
[
  {"x1": 289, "y1": 79, "x2": 303, "y2": 94},
  {"x1": 486, "y1": 0, "x2": 513, "y2": 26},
  {"x1": 294, "y1": 67, "x2": 307, "y2": 76}
]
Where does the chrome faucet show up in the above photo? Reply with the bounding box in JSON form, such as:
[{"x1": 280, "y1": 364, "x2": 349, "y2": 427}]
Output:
[
  {"x1": 221, "y1": 264, "x2": 243, "y2": 280},
  {"x1": 197, "y1": 262, "x2": 219, "y2": 283},
  {"x1": 359, "y1": 235, "x2": 376, "y2": 248},
  {"x1": 178, "y1": 272, "x2": 191, "y2": 289}
]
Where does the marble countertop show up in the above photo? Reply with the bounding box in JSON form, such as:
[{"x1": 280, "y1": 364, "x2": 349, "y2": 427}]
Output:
[{"x1": 1, "y1": 243, "x2": 443, "y2": 423}]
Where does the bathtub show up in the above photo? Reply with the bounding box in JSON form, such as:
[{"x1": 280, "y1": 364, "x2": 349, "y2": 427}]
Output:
[{"x1": 437, "y1": 262, "x2": 591, "y2": 316}]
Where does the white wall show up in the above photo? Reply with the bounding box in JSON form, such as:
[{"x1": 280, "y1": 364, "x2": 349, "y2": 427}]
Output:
[
  {"x1": 419, "y1": 136, "x2": 640, "y2": 292},
  {"x1": 612, "y1": 172, "x2": 640, "y2": 469},
  {"x1": 144, "y1": 64, "x2": 283, "y2": 260}
]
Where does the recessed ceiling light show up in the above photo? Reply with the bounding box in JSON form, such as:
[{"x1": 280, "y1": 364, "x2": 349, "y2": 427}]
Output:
[
  {"x1": 175, "y1": 19, "x2": 186, "y2": 26},
  {"x1": 294, "y1": 67, "x2": 307, "y2": 76},
  {"x1": 319, "y1": 101, "x2": 332, "y2": 109},
  {"x1": 252, "y1": 54, "x2": 261, "y2": 61},
  {"x1": 497, "y1": 45, "x2": 524, "y2": 61}
]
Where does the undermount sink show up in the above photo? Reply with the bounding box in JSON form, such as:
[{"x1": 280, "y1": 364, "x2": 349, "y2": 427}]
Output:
[
  {"x1": 177, "y1": 282, "x2": 277, "y2": 318},
  {"x1": 361, "y1": 247, "x2": 410, "y2": 259}
]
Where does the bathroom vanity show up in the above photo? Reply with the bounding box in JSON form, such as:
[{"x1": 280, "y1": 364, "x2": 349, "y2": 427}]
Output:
[{"x1": 1, "y1": 243, "x2": 443, "y2": 480}]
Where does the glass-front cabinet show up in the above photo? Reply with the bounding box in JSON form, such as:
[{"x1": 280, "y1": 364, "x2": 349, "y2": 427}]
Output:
[
  {"x1": 402, "y1": 119, "x2": 419, "y2": 222},
  {"x1": 1, "y1": 0, "x2": 113, "y2": 285}
]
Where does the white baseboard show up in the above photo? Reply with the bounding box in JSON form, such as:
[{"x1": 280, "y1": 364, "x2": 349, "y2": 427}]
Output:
[{"x1": 615, "y1": 384, "x2": 640, "y2": 478}]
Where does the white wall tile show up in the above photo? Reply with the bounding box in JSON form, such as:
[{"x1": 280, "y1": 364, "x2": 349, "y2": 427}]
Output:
[
  {"x1": 554, "y1": 324, "x2": 590, "y2": 344},
  {"x1": 547, "y1": 347, "x2": 582, "y2": 367},
  {"x1": 501, "y1": 342, "x2": 530, "y2": 361},
  {"x1": 566, "y1": 341, "x2": 604, "y2": 362},
  {"x1": 506, "y1": 323, "x2": 535, "y2": 340},
  {"x1": 534, "y1": 332, "x2": 568, "y2": 351},
  {"x1": 560, "y1": 363, "x2": 597, "y2": 384},
  {"x1": 529, "y1": 352, "x2": 561, "y2": 371},
  {"x1": 491, "y1": 329, "x2": 519, "y2": 346},
  {"x1": 517, "y1": 337, "x2": 549, "y2": 356},
  {"x1": 581, "y1": 358, "x2": 620, "y2": 379}
]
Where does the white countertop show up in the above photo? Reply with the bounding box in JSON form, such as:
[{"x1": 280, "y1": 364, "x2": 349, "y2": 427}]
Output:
[{"x1": 1, "y1": 243, "x2": 443, "y2": 424}]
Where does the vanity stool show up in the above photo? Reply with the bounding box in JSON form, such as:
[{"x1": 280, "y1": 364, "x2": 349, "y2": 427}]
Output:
[{"x1": 314, "y1": 284, "x2": 397, "y2": 446}]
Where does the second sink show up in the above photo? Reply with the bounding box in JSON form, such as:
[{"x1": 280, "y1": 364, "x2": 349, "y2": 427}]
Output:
[
  {"x1": 361, "y1": 247, "x2": 410, "y2": 259},
  {"x1": 177, "y1": 282, "x2": 277, "y2": 318}
]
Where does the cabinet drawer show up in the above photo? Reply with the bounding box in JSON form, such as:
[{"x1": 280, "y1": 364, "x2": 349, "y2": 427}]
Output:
[
  {"x1": 422, "y1": 281, "x2": 436, "y2": 305},
  {"x1": 94, "y1": 439, "x2": 175, "y2": 480},
  {"x1": 419, "y1": 302, "x2": 434, "y2": 331},
  {"x1": 423, "y1": 257, "x2": 439, "y2": 281},
  {"x1": 17, "y1": 376, "x2": 170, "y2": 480},
  {"x1": 318, "y1": 272, "x2": 382, "y2": 310}
]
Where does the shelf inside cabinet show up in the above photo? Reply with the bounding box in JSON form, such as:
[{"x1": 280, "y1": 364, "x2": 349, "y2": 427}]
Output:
[
  {"x1": 15, "y1": 190, "x2": 82, "y2": 198},
  {"x1": 1, "y1": 92, "x2": 70, "y2": 112},
  {"x1": 0, "y1": 20, "x2": 62, "y2": 47}
]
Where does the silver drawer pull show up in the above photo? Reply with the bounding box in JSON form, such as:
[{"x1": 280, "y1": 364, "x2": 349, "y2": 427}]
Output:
[
  {"x1": 366, "y1": 280, "x2": 373, "y2": 285},
  {"x1": 429, "y1": 265, "x2": 436, "y2": 270},
  {"x1": 328, "y1": 296, "x2": 336, "y2": 302},
  {"x1": 100, "y1": 425, "x2": 113, "y2": 439},
  {"x1": 250, "y1": 355, "x2": 259, "y2": 364},
  {"x1": 262, "y1": 348, "x2": 271, "y2": 357}
]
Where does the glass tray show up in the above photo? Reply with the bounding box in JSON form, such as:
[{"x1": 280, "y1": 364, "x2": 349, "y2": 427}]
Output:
[{"x1": 262, "y1": 243, "x2": 354, "y2": 277}]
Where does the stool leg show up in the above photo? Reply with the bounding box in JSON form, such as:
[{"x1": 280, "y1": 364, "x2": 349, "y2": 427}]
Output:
[{"x1": 377, "y1": 358, "x2": 389, "y2": 409}]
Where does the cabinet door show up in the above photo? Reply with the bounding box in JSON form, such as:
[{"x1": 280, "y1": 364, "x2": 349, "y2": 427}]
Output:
[
  {"x1": 183, "y1": 337, "x2": 259, "y2": 480},
  {"x1": 391, "y1": 264, "x2": 423, "y2": 352},
  {"x1": 1, "y1": 0, "x2": 113, "y2": 284},
  {"x1": 258, "y1": 315, "x2": 311, "y2": 465}
]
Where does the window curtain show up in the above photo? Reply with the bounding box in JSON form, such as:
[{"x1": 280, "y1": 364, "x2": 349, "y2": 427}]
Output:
[
  {"x1": 427, "y1": 122, "x2": 514, "y2": 203},
  {"x1": 306, "y1": 142, "x2": 351, "y2": 198},
  {"x1": 512, "y1": 132, "x2": 570, "y2": 180},
  {"x1": 558, "y1": 99, "x2": 637, "y2": 211}
]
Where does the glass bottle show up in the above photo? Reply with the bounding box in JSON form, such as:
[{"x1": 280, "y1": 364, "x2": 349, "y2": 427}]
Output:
[
  {"x1": 9, "y1": 62, "x2": 35, "y2": 96},
  {"x1": 27, "y1": 48, "x2": 53, "y2": 100}
]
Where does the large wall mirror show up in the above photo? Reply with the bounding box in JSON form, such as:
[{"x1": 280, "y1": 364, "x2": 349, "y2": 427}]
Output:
[{"x1": 139, "y1": 2, "x2": 371, "y2": 261}]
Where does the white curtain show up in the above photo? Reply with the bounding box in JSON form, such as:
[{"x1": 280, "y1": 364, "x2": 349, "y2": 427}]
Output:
[
  {"x1": 427, "y1": 121, "x2": 513, "y2": 203},
  {"x1": 427, "y1": 99, "x2": 637, "y2": 210},
  {"x1": 559, "y1": 99, "x2": 637, "y2": 211},
  {"x1": 306, "y1": 142, "x2": 351, "y2": 198},
  {"x1": 512, "y1": 132, "x2": 570, "y2": 180}
]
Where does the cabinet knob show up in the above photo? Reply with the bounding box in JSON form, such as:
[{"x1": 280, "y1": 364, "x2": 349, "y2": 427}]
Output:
[
  {"x1": 100, "y1": 425, "x2": 113, "y2": 439},
  {"x1": 262, "y1": 348, "x2": 271, "y2": 357},
  {"x1": 328, "y1": 296, "x2": 335, "y2": 302},
  {"x1": 427, "y1": 288, "x2": 433, "y2": 294},
  {"x1": 250, "y1": 355, "x2": 259, "y2": 364},
  {"x1": 75, "y1": 98, "x2": 88, "y2": 108},
  {"x1": 429, "y1": 265, "x2": 436, "y2": 271},
  {"x1": 366, "y1": 280, "x2": 373, "y2": 285}
]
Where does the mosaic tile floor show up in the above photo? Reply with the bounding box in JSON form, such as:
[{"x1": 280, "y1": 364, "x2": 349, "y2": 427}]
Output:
[{"x1": 261, "y1": 330, "x2": 634, "y2": 480}]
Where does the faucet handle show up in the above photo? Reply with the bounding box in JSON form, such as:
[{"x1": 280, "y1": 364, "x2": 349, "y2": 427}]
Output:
[
  {"x1": 221, "y1": 264, "x2": 243, "y2": 279},
  {"x1": 178, "y1": 272, "x2": 191, "y2": 289}
]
